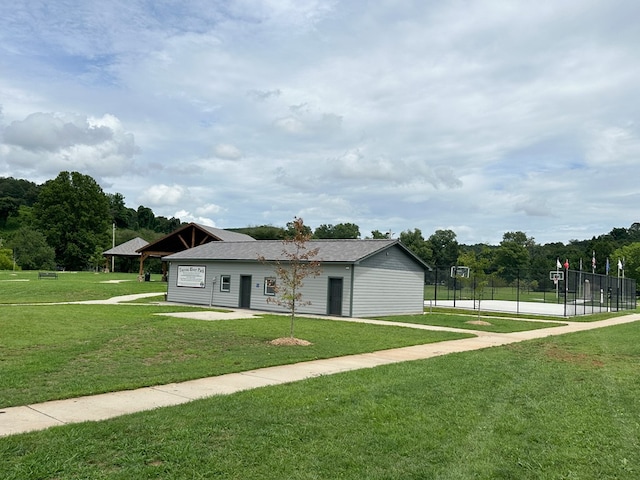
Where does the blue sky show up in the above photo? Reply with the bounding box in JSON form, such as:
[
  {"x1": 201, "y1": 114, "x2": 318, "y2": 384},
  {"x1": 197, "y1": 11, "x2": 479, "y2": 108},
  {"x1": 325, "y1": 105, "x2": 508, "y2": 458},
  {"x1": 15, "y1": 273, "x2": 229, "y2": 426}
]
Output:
[{"x1": 1, "y1": 1, "x2": 639, "y2": 245}]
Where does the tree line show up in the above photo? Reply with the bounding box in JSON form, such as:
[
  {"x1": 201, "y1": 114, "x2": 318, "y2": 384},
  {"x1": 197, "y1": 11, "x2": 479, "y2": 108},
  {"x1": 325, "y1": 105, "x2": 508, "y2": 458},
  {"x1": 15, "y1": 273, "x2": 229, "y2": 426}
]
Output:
[
  {"x1": 1, "y1": 172, "x2": 639, "y2": 285},
  {"x1": 0, "y1": 173, "x2": 181, "y2": 271}
]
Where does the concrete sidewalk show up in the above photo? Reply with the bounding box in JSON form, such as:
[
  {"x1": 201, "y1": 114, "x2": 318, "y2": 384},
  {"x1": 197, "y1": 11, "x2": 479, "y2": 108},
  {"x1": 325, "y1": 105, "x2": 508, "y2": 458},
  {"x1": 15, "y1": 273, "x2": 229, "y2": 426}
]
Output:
[{"x1": 2, "y1": 308, "x2": 639, "y2": 438}]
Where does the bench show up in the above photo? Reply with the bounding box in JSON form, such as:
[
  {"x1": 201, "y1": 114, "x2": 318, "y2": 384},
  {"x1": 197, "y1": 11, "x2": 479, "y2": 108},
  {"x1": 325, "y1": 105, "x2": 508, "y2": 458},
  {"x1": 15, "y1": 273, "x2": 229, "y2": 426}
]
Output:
[{"x1": 38, "y1": 272, "x2": 58, "y2": 279}]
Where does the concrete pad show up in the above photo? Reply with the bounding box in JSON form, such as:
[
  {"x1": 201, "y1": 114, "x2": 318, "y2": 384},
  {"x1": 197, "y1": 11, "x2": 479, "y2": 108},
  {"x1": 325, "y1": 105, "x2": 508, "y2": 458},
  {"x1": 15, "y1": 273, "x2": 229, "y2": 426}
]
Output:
[{"x1": 155, "y1": 311, "x2": 258, "y2": 321}]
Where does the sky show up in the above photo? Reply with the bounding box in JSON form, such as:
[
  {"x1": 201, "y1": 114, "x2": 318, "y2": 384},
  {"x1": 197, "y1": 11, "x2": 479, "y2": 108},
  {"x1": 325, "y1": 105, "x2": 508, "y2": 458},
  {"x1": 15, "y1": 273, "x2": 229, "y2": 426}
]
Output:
[{"x1": 1, "y1": 1, "x2": 639, "y2": 246}]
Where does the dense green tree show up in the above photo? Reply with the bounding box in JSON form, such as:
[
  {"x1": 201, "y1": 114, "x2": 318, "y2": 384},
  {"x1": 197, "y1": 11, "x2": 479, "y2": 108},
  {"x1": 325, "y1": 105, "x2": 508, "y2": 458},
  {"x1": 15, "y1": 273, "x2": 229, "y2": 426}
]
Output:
[
  {"x1": 427, "y1": 229, "x2": 459, "y2": 268},
  {"x1": 8, "y1": 227, "x2": 56, "y2": 270},
  {"x1": 34, "y1": 171, "x2": 110, "y2": 270},
  {"x1": 494, "y1": 231, "x2": 533, "y2": 283},
  {"x1": 370, "y1": 230, "x2": 391, "y2": 239},
  {"x1": 155, "y1": 216, "x2": 182, "y2": 234},
  {"x1": 0, "y1": 197, "x2": 20, "y2": 227},
  {"x1": 313, "y1": 223, "x2": 360, "y2": 239},
  {"x1": 285, "y1": 219, "x2": 312, "y2": 239},
  {"x1": 108, "y1": 193, "x2": 131, "y2": 228},
  {"x1": 136, "y1": 206, "x2": 156, "y2": 230},
  {"x1": 231, "y1": 225, "x2": 285, "y2": 240},
  {"x1": 0, "y1": 247, "x2": 14, "y2": 270},
  {"x1": 399, "y1": 228, "x2": 431, "y2": 264},
  {"x1": 0, "y1": 177, "x2": 39, "y2": 227},
  {"x1": 611, "y1": 243, "x2": 640, "y2": 283}
]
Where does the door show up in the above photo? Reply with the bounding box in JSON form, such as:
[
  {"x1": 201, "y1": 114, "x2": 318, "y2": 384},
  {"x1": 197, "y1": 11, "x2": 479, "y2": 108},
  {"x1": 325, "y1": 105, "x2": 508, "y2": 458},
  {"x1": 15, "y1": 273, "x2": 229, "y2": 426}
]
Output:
[
  {"x1": 239, "y1": 275, "x2": 252, "y2": 308},
  {"x1": 328, "y1": 277, "x2": 343, "y2": 316}
]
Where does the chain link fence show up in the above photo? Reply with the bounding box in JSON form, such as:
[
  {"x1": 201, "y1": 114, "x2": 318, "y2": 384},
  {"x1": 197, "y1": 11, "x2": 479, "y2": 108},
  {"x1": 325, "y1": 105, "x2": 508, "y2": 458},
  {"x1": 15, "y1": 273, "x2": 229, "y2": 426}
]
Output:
[{"x1": 425, "y1": 267, "x2": 636, "y2": 317}]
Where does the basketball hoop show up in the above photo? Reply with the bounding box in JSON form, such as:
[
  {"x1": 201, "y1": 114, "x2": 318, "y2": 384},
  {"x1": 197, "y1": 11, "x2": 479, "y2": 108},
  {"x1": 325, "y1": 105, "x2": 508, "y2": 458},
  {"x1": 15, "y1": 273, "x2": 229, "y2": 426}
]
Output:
[{"x1": 549, "y1": 271, "x2": 564, "y2": 281}]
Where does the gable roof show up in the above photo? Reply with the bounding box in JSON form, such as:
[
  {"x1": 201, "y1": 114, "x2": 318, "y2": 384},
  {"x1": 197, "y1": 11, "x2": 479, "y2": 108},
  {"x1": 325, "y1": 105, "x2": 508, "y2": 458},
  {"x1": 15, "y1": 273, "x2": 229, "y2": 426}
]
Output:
[
  {"x1": 136, "y1": 222, "x2": 255, "y2": 257},
  {"x1": 163, "y1": 239, "x2": 431, "y2": 270},
  {"x1": 103, "y1": 237, "x2": 149, "y2": 257}
]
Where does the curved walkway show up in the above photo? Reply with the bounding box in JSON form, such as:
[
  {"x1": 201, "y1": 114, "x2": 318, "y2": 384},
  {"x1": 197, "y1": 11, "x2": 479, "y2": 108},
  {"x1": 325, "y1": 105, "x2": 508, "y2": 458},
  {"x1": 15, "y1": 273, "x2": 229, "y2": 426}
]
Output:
[{"x1": 2, "y1": 295, "x2": 639, "y2": 437}]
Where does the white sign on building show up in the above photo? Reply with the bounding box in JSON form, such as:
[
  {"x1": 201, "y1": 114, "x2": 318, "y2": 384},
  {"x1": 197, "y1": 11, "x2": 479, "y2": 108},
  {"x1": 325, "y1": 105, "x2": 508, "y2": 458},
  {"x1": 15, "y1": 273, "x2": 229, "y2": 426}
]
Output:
[{"x1": 177, "y1": 265, "x2": 206, "y2": 288}]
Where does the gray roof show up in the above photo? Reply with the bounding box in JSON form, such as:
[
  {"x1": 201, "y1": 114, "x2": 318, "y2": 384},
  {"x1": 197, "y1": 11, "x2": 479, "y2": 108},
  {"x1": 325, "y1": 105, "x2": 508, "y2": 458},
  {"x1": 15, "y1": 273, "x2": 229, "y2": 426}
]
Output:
[
  {"x1": 197, "y1": 224, "x2": 256, "y2": 242},
  {"x1": 163, "y1": 239, "x2": 430, "y2": 269},
  {"x1": 103, "y1": 237, "x2": 149, "y2": 256}
]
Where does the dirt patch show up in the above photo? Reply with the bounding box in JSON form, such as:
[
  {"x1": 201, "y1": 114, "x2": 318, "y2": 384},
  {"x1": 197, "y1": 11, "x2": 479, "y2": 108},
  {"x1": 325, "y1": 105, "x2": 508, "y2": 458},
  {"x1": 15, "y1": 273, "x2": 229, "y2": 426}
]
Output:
[
  {"x1": 544, "y1": 345, "x2": 605, "y2": 368},
  {"x1": 269, "y1": 337, "x2": 313, "y2": 346},
  {"x1": 465, "y1": 320, "x2": 493, "y2": 326}
]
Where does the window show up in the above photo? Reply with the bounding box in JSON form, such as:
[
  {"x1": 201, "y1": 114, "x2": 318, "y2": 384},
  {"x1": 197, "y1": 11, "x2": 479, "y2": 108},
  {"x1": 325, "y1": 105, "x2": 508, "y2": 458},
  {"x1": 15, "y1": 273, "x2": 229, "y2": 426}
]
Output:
[
  {"x1": 220, "y1": 275, "x2": 231, "y2": 292},
  {"x1": 264, "y1": 277, "x2": 276, "y2": 296}
]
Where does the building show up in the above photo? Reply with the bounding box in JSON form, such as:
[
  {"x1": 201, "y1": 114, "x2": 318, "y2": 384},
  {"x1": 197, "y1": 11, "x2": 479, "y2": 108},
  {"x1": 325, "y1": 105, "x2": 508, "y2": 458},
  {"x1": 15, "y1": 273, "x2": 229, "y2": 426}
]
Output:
[
  {"x1": 102, "y1": 236, "x2": 148, "y2": 273},
  {"x1": 135, "y1": 223, "x2": 255, "y2": 277},
  {"x1": 163, "y1": 239, "x2": 430, "y2": 317}
]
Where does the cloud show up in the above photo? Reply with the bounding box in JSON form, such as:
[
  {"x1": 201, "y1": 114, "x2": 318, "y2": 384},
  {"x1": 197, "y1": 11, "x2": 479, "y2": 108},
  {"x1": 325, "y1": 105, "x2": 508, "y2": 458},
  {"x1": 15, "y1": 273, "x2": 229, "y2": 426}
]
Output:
[
  {"x1": 4, "y1": 112, "x2": 113, "y2": 151},
  {"x1": 173, "y1": 209, "x2": 216, "y2": 227},
  {"x1": 195, "y1": 203, "x2": 223, "y2": 216},
  {"x1": 213, "y1": 143, "x2": 242, "y2": 160},
  {"x1": 139, "y1": 184, "x2": 186, "y2": 206},
  {"x1": 2, "y1": 1, "x2": 640, "y2": 245},
  {"x1": 0, "y1": 112, "x2": 138, "y2": 178}
]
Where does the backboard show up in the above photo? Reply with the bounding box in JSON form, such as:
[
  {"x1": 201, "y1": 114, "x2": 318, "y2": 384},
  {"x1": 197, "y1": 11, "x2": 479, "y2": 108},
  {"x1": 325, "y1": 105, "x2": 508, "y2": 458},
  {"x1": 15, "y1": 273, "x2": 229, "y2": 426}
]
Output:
[
  {"x1": 549, "y1": 271, "x2": 564, "y2": 281},
  {"x1": 451, "y1": 266, "x2": 470, "y2": 278}
]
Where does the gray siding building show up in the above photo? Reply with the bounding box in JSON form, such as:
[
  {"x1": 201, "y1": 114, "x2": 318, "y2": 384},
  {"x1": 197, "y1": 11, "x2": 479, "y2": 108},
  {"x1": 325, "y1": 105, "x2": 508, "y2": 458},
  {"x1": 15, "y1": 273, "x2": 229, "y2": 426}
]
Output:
[{"x1": 163, "y1": 239, "x2": 430, "y2": 317}]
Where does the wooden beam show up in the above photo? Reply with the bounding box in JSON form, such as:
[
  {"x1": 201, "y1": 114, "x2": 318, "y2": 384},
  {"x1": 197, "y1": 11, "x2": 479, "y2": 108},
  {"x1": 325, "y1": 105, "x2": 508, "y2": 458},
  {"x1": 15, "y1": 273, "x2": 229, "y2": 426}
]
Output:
[
  {"x1": 138, "y1": 252, "x2": 151, "y2": 276},
  {"x1": 177, "y1": 233, "x2": 189, "y2": 249}
]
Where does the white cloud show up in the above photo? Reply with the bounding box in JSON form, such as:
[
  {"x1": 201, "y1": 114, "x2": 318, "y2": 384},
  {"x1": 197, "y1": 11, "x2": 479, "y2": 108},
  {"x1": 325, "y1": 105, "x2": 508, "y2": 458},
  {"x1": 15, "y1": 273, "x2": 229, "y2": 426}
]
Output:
[
  {"x1": 0, "y1": 112, "x2": 138, "y2": 178},
  {"x1": 139, "y1": 184, "x2": 186, "y2": 206},
  {"x1": 213, "y1": 143, "x2": 242, "y2": 160},
  {"x1": 2, "y1": 1, "x2": 640, "y2": 245},
  {"x1": 195, "y1": 203, "x2": 223, "y2": 216},
  {"x1": 173, "y1": 209, "x2": 216, "y2": 227}
]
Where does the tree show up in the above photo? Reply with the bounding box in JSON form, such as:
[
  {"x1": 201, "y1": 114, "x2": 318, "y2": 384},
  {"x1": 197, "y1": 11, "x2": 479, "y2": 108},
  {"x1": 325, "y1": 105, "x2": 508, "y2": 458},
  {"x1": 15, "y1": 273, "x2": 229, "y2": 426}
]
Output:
[
  {"x1": 457, "y1": 247, "x2": 492, "y2": 317},
  {"x1": 232, "y1": 225, "x2": 285, "y2": 240},
  {"x1": 34, "y1": 171, "x2": 110, "y2": 270},
  {"x1": 0, "y1": 247, "x2": 14, "y2": 270},
  {"x1": 260, "y1": 217, "x2": 322, "y2": 340},
  {"x1": 155, "y1": 216, "x2": 181, "y2": 234},
  {"x1": 137, "y1": 206, "x2": 156, "y2": 230},
  {"x1": 611, "y1": 243, "x2": 640, "y2": 283},
  {"x1": 494, "y1": 231, "x2": 533, "y2": 283},
  {"x1": 284, "y1": 218, "x2": 312, "y2": 239},
  {"x1": 370, "y1": 230, "x2": 391, "y2": 239},
  {"x1": 427, "y1": 229, "x2": 459, "y2": 268},
  {"x1": 8, "y1": 227, "x2": 56, "y2": 270},
  {"x1": 314, "y1": 222, "x2": 360, "y2": 239},
  {"x1": 0, "y1": 177, "x2": 39, "y2": 227},
  {"x1": 399, "y1": 228, "x2": 431, "y2": 264},
  {"x1": 108, "y1": 193, "x2": 131, "y2": 228}
]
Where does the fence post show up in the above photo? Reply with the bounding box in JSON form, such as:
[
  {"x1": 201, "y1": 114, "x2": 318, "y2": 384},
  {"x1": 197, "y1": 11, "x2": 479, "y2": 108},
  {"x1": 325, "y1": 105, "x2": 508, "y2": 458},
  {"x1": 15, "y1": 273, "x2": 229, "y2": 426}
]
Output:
[
  {"x1": 516, "y1": 270, "x2": 520, "y2": 314},
  {"x1": 434, "y1": 268, "x2": 438, "y2": 306}
]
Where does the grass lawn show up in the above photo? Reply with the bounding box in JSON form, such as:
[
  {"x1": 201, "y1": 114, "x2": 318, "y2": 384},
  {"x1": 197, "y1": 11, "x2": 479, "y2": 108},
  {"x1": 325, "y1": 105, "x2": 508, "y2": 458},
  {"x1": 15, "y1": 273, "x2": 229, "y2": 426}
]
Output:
[
  {"x1": 379, "y1": 312, "x2": 566, "y2": 333},
  {"x1": 0, "y1": 271, "x2": 166, "y2": 303},
  {"x1": 0, "y1": 304, "x2": 471, "y2": 407},
  {"x1": 2, "y1": 321, "x2": 640, "y2": 479}
]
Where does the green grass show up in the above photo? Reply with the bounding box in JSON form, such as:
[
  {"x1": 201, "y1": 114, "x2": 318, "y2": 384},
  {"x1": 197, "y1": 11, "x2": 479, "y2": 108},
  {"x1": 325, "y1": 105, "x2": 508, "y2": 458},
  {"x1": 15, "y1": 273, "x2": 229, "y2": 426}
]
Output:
[
  {"x1": 378, "y1": 313, "x2": 566, "y2": 332},
  {"x1": 0, "y1": 304, "x2": 471, "y2": 407},
  {"x1": 2, "y1": 321, "x2": 640, "y2": 479},
  {"x1": 0, "y1": 271, "x2": 166, "y2": 303}
]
